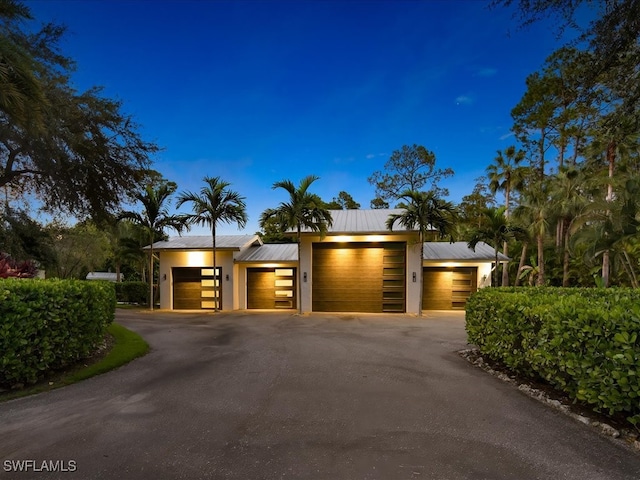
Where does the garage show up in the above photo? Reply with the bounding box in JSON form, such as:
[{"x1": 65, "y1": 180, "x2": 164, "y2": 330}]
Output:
[
  {"x1": 173, "y1": 267, "x2": 221, "y2": 310},
  {"x1": 422, "y1": 267, "x2": 477, "y2": 310},
  {"x1": 312, "y1": 242, "x2": 405, "y2": 313},
  {"x1": 247, "y1": 267, "x2": 296, "y2": 309}
]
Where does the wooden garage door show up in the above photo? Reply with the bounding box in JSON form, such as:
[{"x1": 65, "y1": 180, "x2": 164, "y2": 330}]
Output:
[
  {"x1": 422, "y1": 267, "x2": 477, "y2": 310},
  {"x1": 247, "y1": 268, "x2": 296, "y2": 309},
  {"x1": 312, "y1": 242, "x2": 405, "y2": 313},
  {"x1": 173, "y1": 267, "x2": 221, "y2": 310}
]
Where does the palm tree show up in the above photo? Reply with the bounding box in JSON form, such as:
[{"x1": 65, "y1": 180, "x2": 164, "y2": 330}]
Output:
[
  {"x1": 514, "y1": 182, "x2": 552, "y2": 286},
  {"x1": 259, "y1": 175, "x2": 332, "y2": 314},
  {"x1": 177, "y1": 176, "x2": 247, "y2": 312},
  {"x1": 386, "y1": 190, "x2": 457, "y2": 315},
  {"x1": 487, "y1": 146, "x2": 527, "y2": 286},
  {"x1": 467, "y1": 207, "x2": 526, "y2": 287},
  {"x1": 549, "y1": 167, "x2": 587, "y2": 286},
  {"x1": 120, "y1": 180, "x2": 186, "y2": 310}
]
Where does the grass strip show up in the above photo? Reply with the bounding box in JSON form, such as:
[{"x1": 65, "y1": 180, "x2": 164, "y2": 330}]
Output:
[{"x1": 0, "y1": 323, "x2": 149, "y2": 402}]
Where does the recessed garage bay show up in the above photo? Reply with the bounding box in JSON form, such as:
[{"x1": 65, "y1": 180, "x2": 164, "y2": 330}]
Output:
[
  {"x1": 247, "y1": 268, "x2": 296, "y2": 309},
  {"x1": 312, "y1": 242, "x2": 405, "y2": 313},
  {"x1": 422, "y1": 267, "x2": 477, "y2": 310},
  {"x1": 172, "y1": 267, "x2": 221, "y2": 310}
]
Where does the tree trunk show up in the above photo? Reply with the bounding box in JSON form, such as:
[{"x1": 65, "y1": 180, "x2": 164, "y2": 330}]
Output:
[
  {"x1": 623, "y1": 250, "x2": 639, "y2": 288},
  {"x1": 602, "y1": 141, "x2": 616, "y2": 288},
  {"x1": 494, "y1": 249, "x2": 499, "y2": 287},
  {"x1": 536, "y1": 234, "x2": 545, "y2": 286},
  {"x1": 149, "y1": 245, "x2": 154, "y2": 311},
  {"x1": 501, "y1": 241, "x2": 509, "y2": 287},
  {"x1": 562, "y1": 223, "x2": 571, "y2": 287},
  {"x1": 212, "y1": 227, "x2": 218, "y2": 312},
  {"x1": 418, "y1": 237, "x2": 424, "y2": 315},
  {"x1": 297, "y1": 226, "x2": 302, "y2": 315},
  {"x1": 515, "y1": 242, "x2": 528, "y2": 287}
]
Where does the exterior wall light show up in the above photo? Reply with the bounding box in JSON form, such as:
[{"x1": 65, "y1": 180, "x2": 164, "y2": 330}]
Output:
[
  {"x1": 412, "y1": 272, "x2": 416, "y2": 283},
  {"x1": 303, "y1": 272, "x2": 307, "y2": 282}
]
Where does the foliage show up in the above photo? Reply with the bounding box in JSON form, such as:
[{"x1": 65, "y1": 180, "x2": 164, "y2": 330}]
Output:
[
  {"x1": 46, "y1": 221, "x2": 111, "y2": 279},
  {"x1": 114, "y1": 281, "x2": 148, "y2": 305},
  {"x1": 0, "y1": 251, "x2": 36, "y2": 278},
  {"x1": 0, "y1": 322, "x2": 148, "y2": 401},
  {"x1": 0, "y1": 278, "x2": 116, "y2": 388},
  {"x1": 467, "y1": 207, "x2": 526, "y2": 286},
  {"x1": 0, "y1": 208, "x2": 55, "y2": 268},
  {"x1": 0, "y1": 1, "x2": 158, "y2": 220},
  {"x1": 466, "y1": 287, "x2": 640, "y2": 426},
  {"x1": 325, "y1": 191, "x2": 360, "y2": 210},
  {"x1": 368, "y1": 144, "x2": 454, "y2": 203}
]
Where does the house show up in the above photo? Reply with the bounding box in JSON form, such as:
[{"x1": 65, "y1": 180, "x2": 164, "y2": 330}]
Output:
[
  {"x1": 150, "y1": 209, "x2": 507, "y2": 313},
  {"x1": 86, "y1": 272, "x2": 124, "y2": 282}
]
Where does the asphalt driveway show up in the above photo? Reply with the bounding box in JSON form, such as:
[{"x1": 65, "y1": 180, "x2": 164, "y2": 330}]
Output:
[{"x1": 1, "y1": 310, "x2": 639, "y2": 479}]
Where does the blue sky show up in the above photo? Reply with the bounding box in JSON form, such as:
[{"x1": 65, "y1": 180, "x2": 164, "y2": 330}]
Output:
[{"x1": 27, "y1": 0, "x2": 580, "y2": 235}]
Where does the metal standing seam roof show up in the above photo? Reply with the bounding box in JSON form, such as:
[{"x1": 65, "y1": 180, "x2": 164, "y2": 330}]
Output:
[
  {"x1": 300, "y1": 209, "x2": 417, "y2": 234},
  {"x1": 147, "y1": 234, "x2": 261, "y2": 251},
  {"x1": 422, "y1": 242, "x2": 509, "y2": 262},
  {"x1": 235, "y1": 243, "x2": 298, "y2": 263}
]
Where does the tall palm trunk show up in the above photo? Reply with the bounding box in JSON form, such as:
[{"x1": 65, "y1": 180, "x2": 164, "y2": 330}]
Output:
[
  {"x1": 562, "y1": 224, "x2": 571, "y2": 287},
  {"x1": 212, "y1": 226, "x2": 218, "y2": 312},
  {"x1": 296, "y1": 226, "x2": 302, "y2": 315},
  {"x1": 536, "y1": 234, "x2": 545, "y2": 286},
  {"x1": 514, "y1": 242, "x2": 528, "y2": 287},
  {"x1": 149, "y1": 243, "x2": 154, "y2": 311},
  {"x1": 602, "y1": 141, "x2": 616, "y2": 288},
  {"x1": 501, "y1": 241, "x2": 509, "y2": 286}
]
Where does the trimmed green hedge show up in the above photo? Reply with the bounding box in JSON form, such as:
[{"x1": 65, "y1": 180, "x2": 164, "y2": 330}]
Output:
[
  {"x1": 466, "y1": 287, "x2": 640, "y2": 426},
  {"x1": 115, "y1": 281, "x2": 148, "y2": 305},
  {"x1": 0, "y1": 279, "x2": 116, "y2": 388}
]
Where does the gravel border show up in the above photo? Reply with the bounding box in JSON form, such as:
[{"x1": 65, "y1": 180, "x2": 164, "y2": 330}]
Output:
[{"x1": 459, "y1": 348, "x2": 640, "y2": 453}]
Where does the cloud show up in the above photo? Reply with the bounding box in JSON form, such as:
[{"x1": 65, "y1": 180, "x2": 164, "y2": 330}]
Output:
[
  {"x1": 455, "y1": 95, "x2": 474, "y2": 106},
  {"x1": 499, "y1": 132, "x2": 515, "y2": 140},
  {"x1": 475, "y1": 67, "x2": 498, "y2": 77},
  {"x1": 365, "y1": 153, "x2": 386, "y2": 159}
]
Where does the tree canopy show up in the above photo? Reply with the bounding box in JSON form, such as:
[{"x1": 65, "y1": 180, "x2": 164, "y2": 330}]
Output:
[
  {"x1": 0, "y1": 0, "x2": 158, "y2": 220},
  {"x1": 368, "y1": 144, "x2": 454, "y2": 206}
]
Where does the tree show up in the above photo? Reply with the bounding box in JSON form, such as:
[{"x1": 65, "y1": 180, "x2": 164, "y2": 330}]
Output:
[
  {"x1": 177, "y1": 176, "x2": 247, "y2": 312},
  {"x1": 325, "y1": 191, "x2": 360, "y2": 210},
  {"x1": 0, "y1": 207, "x2": 55, "y2": 269},
  {"x1": 47, "y1": 221, "x2": 111, "y2": 279},
  {"x1": 370, "y1": 197, "x2": 389, "y2": 209},
  {"x1": 0, "y1": 1, "x2": 158, "y2": 220},
  {"x1": 467, "y1": 207, "x2": 526, "y2": 287},
  {"x1": 259, "y1": 175, "x2": 333, "y2": 314},
  {"x1": 121, "y1": 180, "x2": 186, "y2": 310},
  {"x1": 495, "y1": 0, "x2": 640, "y2": 130},
  {"x1": 386, "y1": 190, "x2": 457, "y2": 315},
  {"x1": 514, "y1": 182, "x2": 552, "y2": 286},
  {"x1": 457, "y1": 177, "x2": 496, "y2": 234},
  {"x1": 487, "y1": 146, "x2": 527, "y2": 285},
  {"x1": 368, "y1": 145, "x2": 454, "y2": 204}
]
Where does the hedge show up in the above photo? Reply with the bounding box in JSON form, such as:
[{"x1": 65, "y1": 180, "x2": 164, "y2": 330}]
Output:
[
  {"x1": 0, "y1": 279, "x2": 116, "y2": 389},
  {"x1": 115, "y1": 281, "x2": 148, "y2": 305},
  {"x1": 466, "y1": 287, "x2": 640, "y2": 426}
]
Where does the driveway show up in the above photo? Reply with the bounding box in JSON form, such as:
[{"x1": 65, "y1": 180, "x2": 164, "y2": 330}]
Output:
[{"x1": 1, "y1": 310, "x2": 639, "y2": 479}]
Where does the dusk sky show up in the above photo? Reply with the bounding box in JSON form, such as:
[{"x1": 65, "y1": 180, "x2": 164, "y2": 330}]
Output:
[{"x1": 27, "y1": 0, "x2": 586, "y2": 235}]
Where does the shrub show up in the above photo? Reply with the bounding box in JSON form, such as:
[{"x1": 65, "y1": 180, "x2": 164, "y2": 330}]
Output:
[
  {"x1": 0, "y1": 279, "x2": 116, "y2": 388},
  {"x1": 115, "y1": 281, "x2": 148, "y2": 305},
  {"x1": 466, "y1": 287, "x2": 640, "y2": 426}
]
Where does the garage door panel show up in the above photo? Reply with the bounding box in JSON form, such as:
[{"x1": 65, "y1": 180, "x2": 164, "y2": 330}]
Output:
[
  {"x1": 247, "y1": 268, "x2": 296, "y2": 309},
  {"x1": 313, "y1": 242, "x2": 405, "y2": 313},
  {"x1": 423, "y1": 267, "x2": 477, "y2": 310},
  {"x1": 173, "y1": 267, "x2": 221, "y2": 310}
]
